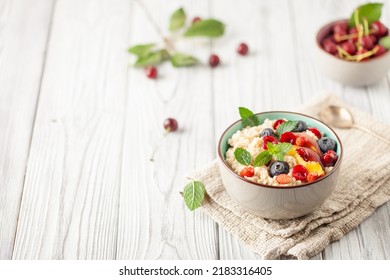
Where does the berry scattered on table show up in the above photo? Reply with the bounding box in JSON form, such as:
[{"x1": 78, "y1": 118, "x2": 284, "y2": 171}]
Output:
[
  {"x1": 321, "y1": 150, "x2": 338, "y2": 167},
  {"x1": 269, "y1": 161, "x2": 290, "y2": 177},
  {"x1": 192, "y1": 16, "x2": 202, "y2": 24},
  {"x1": 292, "y1": 165, "x2": 309, "y2": 181},
  {"x1": 145, "y1": 66, "x2": 158, "y2": 79},
  {"x1": 240, "y1": 166, "x2": 255, "y2": 177},
  {"x1": 237, "y1": 43, "x2": 249, "y2": 55},
  {"x1": 317, "y1": 137, "x2": 337, "y2": 152},
  {"x1": 163, "y1": 118, "x2": 178, "y2": 132},
  {"x1": 209, "y1": 54, "x2": 220, "y2": 67},
  {"x1": 262, "y1": 135, "x2": 278, "y2": 150}
]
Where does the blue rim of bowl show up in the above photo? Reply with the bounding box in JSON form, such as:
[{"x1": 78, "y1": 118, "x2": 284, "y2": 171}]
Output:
[
  {"x1": 217, "y1": 111, "x2": 343, "y2": 189},
  {"x1": 316, "y1": 18, "x2": 390, "y2": 63}
]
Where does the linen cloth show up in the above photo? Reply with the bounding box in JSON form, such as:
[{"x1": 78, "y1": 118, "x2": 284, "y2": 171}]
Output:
[{"x1": 192, "y1": 94, "x2": 390, "y2": 259}]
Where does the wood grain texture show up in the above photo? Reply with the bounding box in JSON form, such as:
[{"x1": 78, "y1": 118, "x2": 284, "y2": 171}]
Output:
[
  {"x1": 12, "y1": 0, "x2": 131, "y2": 259},
  {"x1": 0, "y1": 0, "x2": 53, "y2": 259},
  {"x1": 116, "y1": 0, "x2": 219, "y2": 260}
]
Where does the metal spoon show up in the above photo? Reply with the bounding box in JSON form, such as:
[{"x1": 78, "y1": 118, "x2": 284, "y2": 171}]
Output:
[{"x1": 319, "y1": 105, "x2": 390, "y2": 145}]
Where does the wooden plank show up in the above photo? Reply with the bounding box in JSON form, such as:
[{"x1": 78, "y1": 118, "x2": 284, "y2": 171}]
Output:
[
  {"x1": 116, "y1": 0, "x2": 219, "y2": 260},
  {"x1": 0, "y1": 0, "x2": 53, "y2": 260},
  {"x1": 12, "y1": 0, "x2": 131, "y2": 259},
  {"x1": 211, "y1": 0, "x2": 303, "y2": 260}
]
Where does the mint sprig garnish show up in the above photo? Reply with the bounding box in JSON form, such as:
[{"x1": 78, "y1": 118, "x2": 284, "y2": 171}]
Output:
[
  {"x1": 183, "y1": 19, "x2": 225, "y2": 37},
  {"x1": 234, "y1": 148, "x2": 252, "y2": 166},
  {"x1": 275, "y1": 120, "x2": 298, "y2": 137},
  {"x1": 253, "y1": 151, "x2": 272, "y2": 167},
  {"x1": 169, "y1": 8, "x2": 186, "y2": 32},
  {"x1": 183, "y1": 180, "x2": 205, "y2": 211},
  {"x1": 349, "y1": 3, "x2": 383, "y2": 27},
  {"x1": 238, "y1": 107, "x2": 259, "y2": 127}
]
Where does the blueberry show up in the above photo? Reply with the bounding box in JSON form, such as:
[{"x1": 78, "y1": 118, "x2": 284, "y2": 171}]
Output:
[
  {"x1": 260, "y1": 128, "x2": 275, "y2": 138},
  {"x1": 269, "y1": 161, "x2": 290, "y2": 177},
  {"x1": 292, "y1": 121, "x2": 308, "y2": 132},
  {"x1": 317, "y1": 137, "x2": 337, "y2": 152}
]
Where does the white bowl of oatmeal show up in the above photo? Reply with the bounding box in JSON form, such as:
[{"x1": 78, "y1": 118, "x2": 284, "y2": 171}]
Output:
[{"x1": 217, "y1": 110, "x2": 343, "y2": 219}]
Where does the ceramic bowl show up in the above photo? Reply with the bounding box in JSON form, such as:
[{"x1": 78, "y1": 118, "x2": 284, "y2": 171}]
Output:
[
  {"x1": 217, "y1": 111, "x2": 343, "y2": 220},
  {"x1": 315, "y1": 19, "x2": 390, "y2": 86}
]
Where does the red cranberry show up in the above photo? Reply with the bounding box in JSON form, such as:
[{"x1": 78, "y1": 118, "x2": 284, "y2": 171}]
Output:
[
  {"x1": 292, "y1": 165, "x2": 308, "y2": 181},
  {"x1": 341, "y1": 41, "x2": 356, "y2": 55},
  {"x1": 322, "y1": 39, "x2": 337, "y2": 54},
  {"x1": 371, "y1": 21, "x2": 388, "y2": 37},
  {"x1": 237, "y1": 43, "x2": 249, "y2": 55},
  {"x1": 349, "y1": 27, "x2": 358, "y2": 43},
  {"x1": 333, "y1": 22, "x2": 348, "y2": 33},
  {"x1": 280, "y1": 132, "x2": 296, "y2": 144},
  {"x1": 273, "y1": 119, "x2": 286, "y2": 130},
  {"x1": 209, "y1": 54, "x2": 220, "y2": 67},
  {"x1": 145, "y1": 66, "x2": 157, "y2": 79},
  {"x1": 262, "y1": 135, "x2": 278, "y2": 150},
  {"x1": 240, "y1": 166, "x2": 255, "y2": 177},
  {"x1": 321, "y1": 150, "x2": 338, "y2": 167},
  {"x1": 192, "y1": 17, "x2": 201, "y2": 24},
  {"x1": 360, "y1": 36, "x2": 374, "y2": 50},
  {"x1": 369, "y1": 35, "x2": 377, "y2": 44},
  {"x1": 163, "y1": 118, "x2": 178, "y2": 132},
  {"x1": 374, "y1": 45, "x2": 387, "y2": 57},
  {"x1": 296, "y1": 136, "x2": 308, "y2": 147},
  {"x1": 308, "y1": 128, "x2": 321, "y2": 139},
  {"x1": 296, "y1": 148, "x2": 309, "y2": 162},
  {"x1": 307, "y1": 172, "x2": 319, "y2": 182},
  {"x1": 356, "y1": 48, "x2": 368, "y2": 61},
  {"x1": 333, "y1": 29, "x2": 347, "y2": 42}
]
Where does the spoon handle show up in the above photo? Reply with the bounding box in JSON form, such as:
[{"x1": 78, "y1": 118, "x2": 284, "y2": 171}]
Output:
[{"x1": 353, "y1": 124, "x2": 390, "y2": 145}]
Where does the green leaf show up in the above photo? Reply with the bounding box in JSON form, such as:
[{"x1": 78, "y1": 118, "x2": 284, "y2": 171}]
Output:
[
  {"x1": 349, "y1": 3, "x2": 383, "y2": 27},
  {"x1": 268, "y1": 143, "x2": 292, "y2": 161},
  {"x1": 267, "y1": 142, "x2": 278, "y2": 154},
  {"x1": 183, "y1": 180, "x2": 205, "y2": 211},
  {"x1": 170, "y1": 8, "x2": 186, "y2": 32},
  {"x1": 273, "y1": 152, "x2": 285, "y2": 161},
  {"x1": 379, "y1": 36, "x2": 390, "y2": 49},
  {"x1": 134, "y1": 49, "x2": 170, "y2": 67},
  {"x1": 234, "y1": 148, "x2": 252, "y2": 166},
  {"x1": 183, "y1": 19, "x2": 225, "y2": 37},
  {"x1": 128, "y1": 43, "x2": 155, "y2": 57},
  {"x1": 275, "y1": 121, "x2": 298, "y2": 137},
  {"x1": 171, "y1": 53, "x2": 198, "y2": 67},
  {"x1": 253, "y1": 151, "x2": 272, "y2": 167},
  {"x1": 238, "y1": 107, "x2": 259, "y2": 127},
  {"x1": 276, "y1": 143, "x2": 293, "y2": 155}
]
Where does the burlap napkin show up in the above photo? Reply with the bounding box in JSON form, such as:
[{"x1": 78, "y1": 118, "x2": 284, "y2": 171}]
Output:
[{"x1": 191, "y1": 93, "x2": 390, "y2": 260}]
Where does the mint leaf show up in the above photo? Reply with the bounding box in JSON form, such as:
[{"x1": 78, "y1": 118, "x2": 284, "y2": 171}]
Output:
[
  {"x1": 275, "y1": 121, "x2": 298, "y2": 137},
  {"x1": 238, "y1": 107, "x2": 259, "y2": 127},
  {"x1": 379, "y1": 36, "x2": 390, "y2": 49},
  {"x1": 184, "y1": 19, "x2": 225, "y2": 37},
  {"x1": 128, "y1": 43, "x2": 155, "y2": 58},
  {"x1": 349, "y1": 3, "x2": 383, "y2": 27},
  {"x1": 171, "y1": 53, "x2": 198, "y2": 67},
  {"x1": 253, "y1": 151, "x2": 272, "y2": 167},
  {"x1": 234, "y1": 148, "x2": 252, "y2": 166},
  {"x1": 276, "y1": 143, "x2": 293, "y2": 155},
  {"x1": 183, "y1": 180, "x2": 205, "y2": 211},
  {"x1": 134, "y1": 49, "x2": 170, "y2": 67},
  {"x1": 170, "y1": 8, "x2": 186, "y2": 32},
  {"x1": 267, "y1": 142, "x2": 292, "y2": 161},
  {"x1": 267, "y1": 142, "x2": 278, "y2": 154},
  {"x1": 273, "y1": 152, "x2": 285, "y2": 161}
]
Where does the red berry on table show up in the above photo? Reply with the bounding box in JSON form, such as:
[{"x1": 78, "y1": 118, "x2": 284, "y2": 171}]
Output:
[
  {"x1": 145, "y1": 66, "x2": 157, "y2": 79},
  {"x1": 341, "y1": 41, "x2": 356, "y2": 55},
  {"x1": 296, "y1": 136, "x2": 308, "y2": 147},
  {"x1": 292, "y1": 165, "x2": 309, "y2": 181},
  {"x1": 262, "y1": 135, "x2": 278, "y2": 150},
  {"x1": 163, "y1": 118, "x2": 178, "y2": 132},
  {"x1": 307, "y1": 172, "x2": 319, "y2": 182},
  {"x1": 280, "y1": 132, "x2": 297, "y2": 144},
  {"x1": 209, "y1": 54, "x2": 220, "y2": 67},
  {"x1": 192, "y1": 16, "x2": 201, "y2": 24},
  {"x1": 374, "y1": 45, "x2": 387, "y2": 57},
  {"x1": 322, "y1": 39, "x2": 337, "y2": 54},
  {"x1": 360, "y1": 36, "x2": 374, "y2": 50},
  {"x1": 276, "y1": 174, "x2": 292, "y2": 185},
  {"x1": 273, "y1": 119, "x2": 286, "y2": 130},
  {"x1": 308, "y1": 127, "x2": 322, "y2": 139},
  {"x1": 240, "y1": 166, "x2": 255, "y2": 177},
  {"x1": 296, "y1": 148, "x2": 309, "y2": 162},
  {"x1": 371, "y1": 20, "x2": 388, "y2": 37},
  {"x1": 321, "y1": 150, "x2": 338, "y2": 167},
  {"x1": 237, "y1": 42, "x2": 249, "y2": 55}
]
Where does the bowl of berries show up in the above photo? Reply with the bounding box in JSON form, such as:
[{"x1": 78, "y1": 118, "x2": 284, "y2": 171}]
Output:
[
  {"x1": 316, "y1": 3, "x2": 390, "y2": 86},
  {"x1": 217, "y1": 108, "x2": 342, "y2": 219}
]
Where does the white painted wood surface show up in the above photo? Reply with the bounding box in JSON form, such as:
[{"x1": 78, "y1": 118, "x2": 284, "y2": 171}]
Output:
[{"x1": 0, "y1": 0, "x2": 389, "y2": 260}]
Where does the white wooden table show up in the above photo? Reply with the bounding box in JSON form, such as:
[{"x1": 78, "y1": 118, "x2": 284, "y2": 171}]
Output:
[{"x1": 1, "y1": 0, "x2": 390, "y2": 260}]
